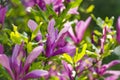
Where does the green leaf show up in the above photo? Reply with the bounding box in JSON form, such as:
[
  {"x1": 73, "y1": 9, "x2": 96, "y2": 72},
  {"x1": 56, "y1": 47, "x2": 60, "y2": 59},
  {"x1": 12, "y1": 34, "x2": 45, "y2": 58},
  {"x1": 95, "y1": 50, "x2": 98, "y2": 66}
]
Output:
[
  {"x1": 10, "y1": 25, "x2": 28, "y2": 44},
  {"x1": 49, "y1": 76, "x2": 59, "y2": 80},
  {"x1": 10, "y1": 25, "x2": 22, "y2": 44},
  {"x1": 63, "y1": 53, "x2": 73, "y2": 64},
  {"x1": 69, "y1": 0, "x2": 83, "y2": 8},
  {"x1": 56, "y1": 0, "x2": 83, "y2": 28},
  {"x1": 86, "y1": 50, "x2": 100, "y2": 58},
  {"x1": 27, "y1": 42, "x2": 33, "y2": 53},
  {"x1": 86, "y1": 5, "x2": 95, "y2": 13},
  {"x1": 74, "y1": 44, "x2": 87, "y2": 63}
]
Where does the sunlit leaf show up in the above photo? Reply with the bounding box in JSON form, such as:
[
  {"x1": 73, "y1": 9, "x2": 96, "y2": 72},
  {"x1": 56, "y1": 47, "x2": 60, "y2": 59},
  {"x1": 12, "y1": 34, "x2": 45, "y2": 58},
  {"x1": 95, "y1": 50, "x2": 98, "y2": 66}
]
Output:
[{"x1": 63, "y1": 53, "x2": 73, "y2": 64}]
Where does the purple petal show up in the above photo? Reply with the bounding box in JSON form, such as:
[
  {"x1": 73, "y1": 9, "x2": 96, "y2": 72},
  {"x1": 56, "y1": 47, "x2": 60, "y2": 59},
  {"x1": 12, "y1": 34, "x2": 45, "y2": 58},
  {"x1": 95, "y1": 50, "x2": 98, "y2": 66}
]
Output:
[
  {"x1": 28, "y1": 19, "x2": 42, "y2": 41},
  {"x1": 53, "y1": 44, "x2": 75, "y2": 56},
  {"x1": 66, "y1": 0, "x2": 71, "y2": 3},
  {"x1": 99, "y1": 60, "x2": 120, "y2": 75},
  {"x1": 11, "y1": 43, "x2": 25, "y2": 75},
  {"x1": 106, "y1": 60, "x2": 120, "y2": 68},
  {"x1": 11, "y1": 44, "x2": 20, "y2": 63},
  {"x1": 22, "y1": 46, "x2": 43, "y2": 73},
  {"x1": 47, "y1": 19, "x2": 56, "y2": 45},
  {"x1": 75, "y1": 17, "x2": 91, "y2": 43},
  {"x1": 55, "y1": 34, "x2": 67, "y2": 47},
  {"x1": 68, "y1": 7, "x2": 79, "y2": 15},
  {"x1": 0, "y1": 44, "x2": 4, "y2": 54},
  {"x1": 0, "y1": 54, "x2": 14, "y2": 79},
  {"x1": 100, "y1": 27, "x2": 107, "y2": 54},
  {"x1": 0, "y1": 6, "x2": 7, "y2": 26},
  {"x1": 53, "y1": 0, "x2": 64, "y2": 13},
  {"x1": 22, "y1": 70, "x2": 48, "y2": 79},
  {"x1": 45, "y1": 38, "x2": 54, "y2": 57},
  {"x1": 21, "y1": 0, "x2": 35, "y2": 7},
  {"x1": 35, "y1": 33, "x2": 42, "y2": 42},
  {"x1": 116, "y1": 16, "x2": 120, "y2": 43},
  {"x1": 44, "y1": 0, "x2": 52, "y2": 4},
  {"x1": 75, "y1": 21, "x2": 85, "y2": 43},
  {"x1": 62, "y1": 60, "x2": 73, "y2": 80},
  {"x1": 55, "y1": 22, "x2": 70, "y2": 46},
  {"x1": 35, "y1": 0, "x2": 46, "y2": 10},
  {"x1": 45, "y1": 19, "x2": 56, "y2": 57},
  {"x1": 104, "y1": 70, "x2": 120, "y2": 76},
  {"x1": 105, "y1": 75, "x2": 119, "y2": 80},
  {"x1": 68, "y1": 26, "x2": 77, "y2": 43},
  {"x1": 12, "y1": 43, "x2": 25, "y2": 65},
  {"x1": 28, "y1": 19, "x2": 38, "y2": 31}
]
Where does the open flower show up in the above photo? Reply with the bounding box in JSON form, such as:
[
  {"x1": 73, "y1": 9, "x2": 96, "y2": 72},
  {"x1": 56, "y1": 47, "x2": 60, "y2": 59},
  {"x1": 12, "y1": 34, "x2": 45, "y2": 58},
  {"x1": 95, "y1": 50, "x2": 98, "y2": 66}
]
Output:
[
  {"x1": 45, "y1": 19, "x2": 75, "y2": 57},
  {"x1": 96, "y1": 60, "x2": 120, "y2": 76},
  {"x1": 28, "y1": 19, "x2": 42, "y2": 42},
  {"x1": 62, "y1": 60, "x2": 74, "y2": 80},
  {"x1": 100, "y1": 27, "x2": 107, "y2": 54},
  {"x1": 44, "y1": 0, "x2": 65, "y2": 14},
  {"x1": 21, "y1": 0, "x2": 46, "y2": 11},
  {"x1": 0, "y1": 43, "x2": 48, "y2": 80},
  {"x1": 68, "y1": 17, "x2": 92, "y2": 44}
]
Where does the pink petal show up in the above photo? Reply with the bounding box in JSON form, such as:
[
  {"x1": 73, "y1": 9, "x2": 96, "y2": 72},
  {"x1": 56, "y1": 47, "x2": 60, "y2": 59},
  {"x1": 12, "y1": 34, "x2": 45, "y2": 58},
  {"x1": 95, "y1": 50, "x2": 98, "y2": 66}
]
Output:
[
  {"x1": 47, "y1": 19, "x2": 56, "y2": 45},
  {"x1": 22, "y1": 70, "x2": 48, "y2": 79},
  {"x1": 28, "y1": 19, "x2": 38, "y2": 31},
  {"x1": 0, "y1": 54, "x2": 14, "y2": 79},
  {"x1": 22, "y1": 46, "x2": 43, "y2": 74}
]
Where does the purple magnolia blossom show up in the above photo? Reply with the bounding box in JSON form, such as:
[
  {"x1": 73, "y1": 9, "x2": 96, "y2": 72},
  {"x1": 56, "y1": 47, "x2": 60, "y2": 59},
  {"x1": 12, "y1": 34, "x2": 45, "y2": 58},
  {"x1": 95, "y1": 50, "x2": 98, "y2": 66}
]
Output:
[
  {"x1": 44, "y1": 0, "x2": 65, "y2": 14},
  {"x1": 100, "y1": 27, "x2": 107, "y2": 54},
  {"x1": 62, "y1": 60, "x2": 74, "y2": 80},
  {"x1": 21, "y1": 0, "x2": 46, "y2": 10},
  {"x1": 76, "y1": 57, "x2": 93, "y2": 76},
  {"x1": 44, "y1": 0, "x2": 79, "y2": 14},
  {"x1": 0, "y1": 5, "x2": 7, "y2": 27},
  {"x1": 105, "y1": 70, "x2": 120, "y2": 80},
  {"x1": 85, "y1": 60, "x2": 120, "y2": 80},
  {"x1": 96, "y1": 60, "x2": 120, "y2": 75},
  {"x1": 28, "y1": 19, "x2": 42, "y2": 42},
  {"x1": 68, "y1": 7, "x2": 79, "y2": 15},
  {"x1": 116, "y1": 16, "x2": 120, "y2": 43},
  {"x1": 0, "y1": 43, "x2": 48, "y2": 80},
  {"x1": 45, "y1": 19, "x2": 75, "y2": 57},
  {"x1": 68, "y1": 17, "x2": 92, "y2": 44}
]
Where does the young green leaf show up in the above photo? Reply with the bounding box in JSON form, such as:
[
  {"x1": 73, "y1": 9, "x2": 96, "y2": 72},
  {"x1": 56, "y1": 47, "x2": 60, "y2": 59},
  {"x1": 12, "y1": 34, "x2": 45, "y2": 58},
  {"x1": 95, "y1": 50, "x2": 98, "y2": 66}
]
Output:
[
  {"x1": 63, "y1": 53, "x2": 73, "y2": 64},
  {"x1": 74, "y1": 44, "x2": 87, "y2": 63}
]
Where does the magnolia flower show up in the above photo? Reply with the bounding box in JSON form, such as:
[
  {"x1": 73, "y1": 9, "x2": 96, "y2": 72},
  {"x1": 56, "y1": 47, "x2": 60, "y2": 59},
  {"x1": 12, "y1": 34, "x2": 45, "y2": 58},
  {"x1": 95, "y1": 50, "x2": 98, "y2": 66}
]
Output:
[
  {"x1": 105, "y1": 71, "x2": 120, "y2": 80},
  {"x1": 62, "y1": 60, "x2": 74, "y2": 80},
  {"x1": 45, "y1": 19, "x2": 75, "y2": 57},
  {"x1": 68, "y1": 7, "x2": 79, "y2": 15},
  {"x1": 116, "y1": 16, "x2": 120, "y2": 43},
  {"x1": 100, "y1": 27, "x2": 107, "y2": 54},
  {"x1": 87, "y1": 60, "x2": 120, "y2": 80},
  {"x1": 0, "y1": 43, "x2": 48, "y2": 80},
  {"x1": 0, "y1": 5, "x2": 7, "y2": 28},
  {"x1": 96, "y1": 60, "x2": 120, "y2": 76},
  {"x1": 28, "y1": 19, "x2": 42, "y2": 42},
  {"x1": 21, "y1": 0, "x2": 46, "y2": 11},
  {"x1": 44, "y1": 0, "x2": 65, "y2": 14},
  {"x1": 68, "y1": 17, "x2": 92, "y2": 44}
]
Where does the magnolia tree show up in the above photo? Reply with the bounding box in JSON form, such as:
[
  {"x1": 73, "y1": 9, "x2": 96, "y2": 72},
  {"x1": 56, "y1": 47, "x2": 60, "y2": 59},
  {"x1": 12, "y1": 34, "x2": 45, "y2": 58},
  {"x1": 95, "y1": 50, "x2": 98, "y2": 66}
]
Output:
[{"x1": 0, "y1": 0, "x2": 120, "y2": 80}]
